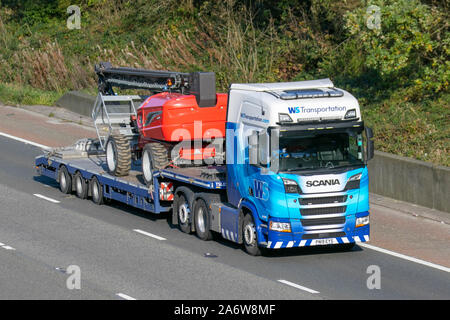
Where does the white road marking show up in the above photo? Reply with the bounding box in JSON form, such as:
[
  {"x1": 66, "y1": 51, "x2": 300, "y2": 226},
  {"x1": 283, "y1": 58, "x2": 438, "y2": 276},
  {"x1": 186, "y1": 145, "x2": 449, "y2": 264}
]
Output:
[
  {"x1": 0, "y1": 241, "x2": 16, "y2": 251},
  {"x1": 33, "y1": 194, "x2": 61, "y2": 204},
  {"x1": 359, "y1": 243, "x2": 450, "y2": 273},
  {"x1": 116, "y1": 293, "x2": 137, "y2": 300},
  {"x1": 277, "y1": 279, "x2": 320, "y2": 294},
  {"x1": 0, "y1": 131, "x2": 51, "y2": 150},
  {"x1": 133, "y1": 229, "x2": 167, "y2": 241}
]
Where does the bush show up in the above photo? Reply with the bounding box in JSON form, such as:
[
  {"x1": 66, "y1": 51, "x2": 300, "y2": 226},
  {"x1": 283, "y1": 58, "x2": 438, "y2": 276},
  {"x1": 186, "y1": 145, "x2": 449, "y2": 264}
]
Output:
[{"x1": 345, "y1": 0, "x2": 449, "y2": 99}]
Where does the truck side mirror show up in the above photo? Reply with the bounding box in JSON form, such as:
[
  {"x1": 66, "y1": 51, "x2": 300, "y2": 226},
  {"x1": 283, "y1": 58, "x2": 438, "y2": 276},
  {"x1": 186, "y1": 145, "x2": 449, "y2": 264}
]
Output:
[
  {"x1": 365, "y1": 127, "x2": 374, "y2": 161},
  {"x1": 249, "y1": 132, "x2": 258, "y2": 165},
  {"x1": 258, "y1": 131, "x2": 269, "y2": 167}
]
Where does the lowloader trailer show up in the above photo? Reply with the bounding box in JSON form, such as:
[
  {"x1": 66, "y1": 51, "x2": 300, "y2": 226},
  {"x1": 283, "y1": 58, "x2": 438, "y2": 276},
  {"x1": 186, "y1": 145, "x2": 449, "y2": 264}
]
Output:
[{"x1": 35, "y1": 66, "x2": 374, "y2": 256}]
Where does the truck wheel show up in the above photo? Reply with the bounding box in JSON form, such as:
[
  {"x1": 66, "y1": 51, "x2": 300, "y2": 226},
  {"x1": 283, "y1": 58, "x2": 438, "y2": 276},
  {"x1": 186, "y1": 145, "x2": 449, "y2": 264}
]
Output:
[
  {"x1": 58, "y1": 165, "x2": 72, "y2": 194},
  {"x1": 90, "y1": 176, "x2": 104, "y2": 205},
  {"x1": 194, "y1": 198, "x2": 213, "y2": 241},
  {"x1": 74, "y1": 172, "x2": 88, "y2": 199},
  {"x1": 106, "y1": 134, "x2": 131, "y2": 177},
  {"x1": 142, "y1": 143, "x2": 169, "y2": 185},
  {"x1": 337, "y1": 243, "x2": 356, "y2": 251},
  {"x1": 174, "y1": 194, "x2": 191, "y2": 234},
  {"x1": 242, "y1": 214, "x2": 262, "y2": 256}
]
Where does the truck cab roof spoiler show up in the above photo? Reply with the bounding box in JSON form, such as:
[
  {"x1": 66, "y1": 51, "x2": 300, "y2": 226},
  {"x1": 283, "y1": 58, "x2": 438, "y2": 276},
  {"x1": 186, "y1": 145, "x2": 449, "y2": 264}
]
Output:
[{"x1": 229, "y1": 78, "x2": 334, "y2": 92}]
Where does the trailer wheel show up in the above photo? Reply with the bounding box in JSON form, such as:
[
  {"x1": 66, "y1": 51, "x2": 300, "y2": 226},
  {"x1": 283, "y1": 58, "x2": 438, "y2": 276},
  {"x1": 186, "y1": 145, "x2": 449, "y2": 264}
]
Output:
[
  {"x1": 142, "y1": 143, "x2": 169, "y2": 185},
  {"x1": 58, "y1": 165, "x2": 72, "y2": 194},
  {"x1": 90, "y1": 176, "x2": 104, "y2": 205},
  {"x1": 193, "y1": 198, "x2": 213, "y2": 241},
  {"x1": 73, "y1": 172, "x2": 88, "y2": 199},
  {"x1": 242, "y1": 214, "x2": 262, "y2": 256},
  {"x1": 106, "y1": 134, "x2": 131, "y2": 177},
  {"x1": 174, "y1": 194, "x2": 191, "y2": 234}
]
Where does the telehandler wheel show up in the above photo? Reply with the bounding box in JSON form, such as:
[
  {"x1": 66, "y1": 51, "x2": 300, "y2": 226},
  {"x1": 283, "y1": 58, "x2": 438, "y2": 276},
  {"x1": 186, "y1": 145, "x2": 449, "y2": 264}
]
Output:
[
  {"x1": 142, "y1": 142, "x2": 169, "y2": 185},
  {"x1": 106, "y1": 134, "x2": 131, "y2": 177},
  {"x1": 58, "y1": 165, "x2": 72, "y2": 194},
  {"x1": 74, "y1": 171, "x2": 88, "y2": 199}
]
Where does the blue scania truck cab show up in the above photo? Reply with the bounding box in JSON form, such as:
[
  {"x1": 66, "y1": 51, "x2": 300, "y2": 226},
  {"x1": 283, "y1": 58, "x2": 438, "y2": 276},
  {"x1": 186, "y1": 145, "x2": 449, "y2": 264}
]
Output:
[
  {"x1": 223, "y1": 78, "x2": 374, "y2": 255},
  {"x1": 35, "y1": 78, "x2": 374, "y2": 256}
]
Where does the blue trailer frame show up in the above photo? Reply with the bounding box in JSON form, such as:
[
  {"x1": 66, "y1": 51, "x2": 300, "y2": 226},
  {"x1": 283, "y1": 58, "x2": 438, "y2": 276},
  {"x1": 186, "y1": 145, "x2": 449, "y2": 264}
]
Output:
[{"x1": 35, "y1": 154, "x2": 226, "y2": 214}]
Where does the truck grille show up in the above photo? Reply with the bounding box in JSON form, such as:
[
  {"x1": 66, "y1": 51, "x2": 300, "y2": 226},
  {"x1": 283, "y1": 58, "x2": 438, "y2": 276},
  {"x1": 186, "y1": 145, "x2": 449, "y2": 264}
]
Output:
[
  {"x1": 301, "y1": 216, "x2": 346, "y2": 227},
  {"x1": 302, "y1": 232, "x2": 346, "y2": 240},
  {"x1": 300, "y1": 206, "x2": 346, "y2": 216},
  {"x1": 299, "y1": 195, "x2": 347, "y2": 205}
]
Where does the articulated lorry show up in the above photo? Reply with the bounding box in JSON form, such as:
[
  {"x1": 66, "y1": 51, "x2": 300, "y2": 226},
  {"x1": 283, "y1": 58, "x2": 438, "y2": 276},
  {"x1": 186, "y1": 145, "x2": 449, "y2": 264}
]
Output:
[{"x1": 35, "y1": 63, "x2": 374, "y2": 255}]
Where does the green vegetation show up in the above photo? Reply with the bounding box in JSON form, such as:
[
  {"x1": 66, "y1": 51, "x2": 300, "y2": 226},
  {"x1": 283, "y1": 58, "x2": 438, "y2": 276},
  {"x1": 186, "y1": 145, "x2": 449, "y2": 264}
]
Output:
[{"x1": 0, "y1": 0, "x2": 448, "y2": 165}]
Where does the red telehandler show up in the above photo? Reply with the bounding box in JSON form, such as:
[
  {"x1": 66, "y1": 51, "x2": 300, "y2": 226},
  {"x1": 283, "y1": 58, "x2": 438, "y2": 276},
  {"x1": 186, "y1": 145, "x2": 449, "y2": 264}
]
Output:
[{"x1": 93, "y1": 62, "x2": 228, "y2": 185}]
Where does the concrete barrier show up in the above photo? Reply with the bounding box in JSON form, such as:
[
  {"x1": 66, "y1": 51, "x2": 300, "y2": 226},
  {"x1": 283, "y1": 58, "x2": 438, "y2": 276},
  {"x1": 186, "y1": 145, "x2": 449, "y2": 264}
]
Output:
[
  {"x1": 54, "y1": 91, "x2": 449, "y2": 213},
  {"x1": 368, "y1": 151, "x2": 449, "y2": 212},
  {"x1": 55, "y1": 91, "x2": 96, "y2": 118}
]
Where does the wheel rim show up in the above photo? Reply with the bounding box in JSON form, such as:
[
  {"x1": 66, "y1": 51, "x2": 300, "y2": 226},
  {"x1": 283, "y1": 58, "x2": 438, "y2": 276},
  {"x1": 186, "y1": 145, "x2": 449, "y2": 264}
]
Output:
[
  {"x1": 76, "y1": 175, "x2": 82, "y2": 193},
  {"x1": 60, "y1": 171, "x2": 66, "y2": 190},
  {"x1": 142, "y1": 150, "x2": 152, "y2": 182},
  {"x1": 244, "y1": 222, "x2": 256, "y2": 245},
  {"x1": 106, "y1": 140, "x2": 116, "y2": 172},
  {"x1": 179, "y1": 202, "x2": 190, "y2": 224},
  {"x1": 92, "y1": 181, "x2": 99, "y2": 200},
  {"x1": 197, "y1": 207, "x2": 206, "y2": 233}
]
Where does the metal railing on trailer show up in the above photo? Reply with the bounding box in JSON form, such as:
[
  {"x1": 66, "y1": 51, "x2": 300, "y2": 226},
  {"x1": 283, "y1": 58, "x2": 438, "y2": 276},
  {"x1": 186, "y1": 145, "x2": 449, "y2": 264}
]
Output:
[{"x1": 92, "y1": 93, "x2": 146, "y2": 149}]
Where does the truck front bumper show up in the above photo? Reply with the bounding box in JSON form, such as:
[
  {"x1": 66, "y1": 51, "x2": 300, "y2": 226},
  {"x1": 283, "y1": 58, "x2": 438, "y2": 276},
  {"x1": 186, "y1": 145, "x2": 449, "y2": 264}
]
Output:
[{"x1": 265, "y1": 216, "x2": 370, "y2": 249}]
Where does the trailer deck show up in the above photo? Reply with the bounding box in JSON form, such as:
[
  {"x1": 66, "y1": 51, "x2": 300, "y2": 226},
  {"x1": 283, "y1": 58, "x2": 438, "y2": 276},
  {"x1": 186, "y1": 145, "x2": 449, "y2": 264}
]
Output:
[{"x1": 35, "y1": 153, "x2": 226, "y2": 214}]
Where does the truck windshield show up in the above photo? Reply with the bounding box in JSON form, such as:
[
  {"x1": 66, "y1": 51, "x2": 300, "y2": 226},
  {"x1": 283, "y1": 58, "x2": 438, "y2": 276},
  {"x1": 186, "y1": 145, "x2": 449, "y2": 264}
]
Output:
[{"x1": 276, "y1": 129, "x2": 364, "y2": 172}]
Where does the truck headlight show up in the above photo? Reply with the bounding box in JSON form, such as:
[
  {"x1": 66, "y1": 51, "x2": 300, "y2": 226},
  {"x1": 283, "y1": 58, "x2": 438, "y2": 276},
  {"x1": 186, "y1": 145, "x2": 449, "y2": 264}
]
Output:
[
  {"x1": 344, "y1": 173, "x2": 362, "y2": 190},
  {"x1": 279, "y1": 113, "x2": 293, "y2": 123},
  {"x1": 355, "y1": 216, "x2": 369, "y2": 228},
  {"x1": 348, "y1": 173, "x2": 362, "y2": 181},
  {"x1": 270, "y1": 221, "x2": 292, "y2": 233},
  {"x1": 282, "y1": 178, "x2": 301, "y2": 193},
  {"x1": 344, "y1": 109, "x2": 357, "y2": 119}
]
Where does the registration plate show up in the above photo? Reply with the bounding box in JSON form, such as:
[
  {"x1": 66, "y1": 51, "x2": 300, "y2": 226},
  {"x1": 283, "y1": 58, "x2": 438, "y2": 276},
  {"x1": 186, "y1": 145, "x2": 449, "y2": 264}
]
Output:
[{"x1": 311, "y1": 238, "x2": 337, "y2": 246}]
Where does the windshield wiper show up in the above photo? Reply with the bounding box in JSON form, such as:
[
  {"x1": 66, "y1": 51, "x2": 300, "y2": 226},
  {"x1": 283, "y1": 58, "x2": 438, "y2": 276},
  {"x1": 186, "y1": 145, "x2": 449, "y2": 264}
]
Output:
[
  {"x1": 329, "y1": 163, "x2": 364, "y2": 170},
  {"x1": 284, "y1": 166, "x2": 317, "y2": 172}
]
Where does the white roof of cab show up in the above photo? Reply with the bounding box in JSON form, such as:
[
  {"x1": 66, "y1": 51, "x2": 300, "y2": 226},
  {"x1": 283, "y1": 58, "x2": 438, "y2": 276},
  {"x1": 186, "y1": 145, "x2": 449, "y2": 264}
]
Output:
[{"x1": 230, "y1": 78, "x2": 334, "y2": 92}]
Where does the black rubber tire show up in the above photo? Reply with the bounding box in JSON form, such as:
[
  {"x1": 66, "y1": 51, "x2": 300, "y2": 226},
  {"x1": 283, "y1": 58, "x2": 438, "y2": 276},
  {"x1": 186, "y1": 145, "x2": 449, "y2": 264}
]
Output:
[
  {"x1": 193, "y1": 198, "x2": 213, "y2": 241},
  {"x1": 90, "y1": 176, "x2": 104, "y2": 205},
  {"x1": 242, "y1": 214, "x2": 262, "y2": 256},
  {"x1": 142, "y1": 142, "x2": 169, "y2": 185},
  {"x1": 106, "y1": 134, "x2": 131, "y2": 177},
  {"x1": 74, "y1": 172, "x2": 88, "y2": 199},
  {"x1": 337, "y1": 243, "x2": 356, "y2": 251},
  {"x1": 58, "y1": 165, "x2": 72, "y2": 194},
  {"x1": 174, "y1": 193, "x2": 191, "y2": 234}
]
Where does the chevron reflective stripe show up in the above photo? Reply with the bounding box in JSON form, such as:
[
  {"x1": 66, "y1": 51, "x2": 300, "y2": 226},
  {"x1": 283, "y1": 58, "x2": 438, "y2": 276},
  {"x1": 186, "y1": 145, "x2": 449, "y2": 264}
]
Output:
[
  {"x1": 221, "y1": 228, "x2": 237, "y2": 243},
  {"x1": 274, "y1": 242, "x2": 283, "y2": 249},
  {"x1": 266, "y1": 235, "x2": 370, "y2": 249}
]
